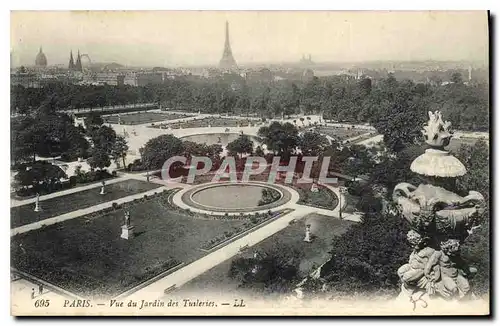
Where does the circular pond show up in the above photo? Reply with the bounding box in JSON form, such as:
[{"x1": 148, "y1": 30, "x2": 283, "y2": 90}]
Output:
[
  {"x1": 181, "y1": 182, "x2": 293, "y2": 213},
  {"x1": 191, "y1": 184, "x2": 280, "y2": 210}
]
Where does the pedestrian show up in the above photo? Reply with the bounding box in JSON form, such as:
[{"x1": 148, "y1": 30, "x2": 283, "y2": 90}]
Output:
[
  {"x1": 31, "y1": 288, "x2": 35, "y2": 299},
  {"x1": 38, "y1": 284, "x2": 43, "y2": 295}
]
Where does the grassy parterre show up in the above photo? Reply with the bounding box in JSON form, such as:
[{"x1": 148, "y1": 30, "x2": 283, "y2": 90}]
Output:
[
  {"x1": 11, "y1": 179, "x2": 162, "y2": 228},
  {"x1": 296, "y1": 184, "x2": 339, "y2": 210},
  {"x1": 151, "y1": 117, "x2": 258, "y2": 129},
  {"x1": 103, "y1": 112, "x2": 190, "y2": 125},
  {"x1": 164, "y1": 213, "x2": 354, "y2": 299},
  {"x1": 316, "y1": 126, "x2": 369, "y2": 141},
  {"x1": 11, "y1": 191, "x2": 248, "y2": 298}
]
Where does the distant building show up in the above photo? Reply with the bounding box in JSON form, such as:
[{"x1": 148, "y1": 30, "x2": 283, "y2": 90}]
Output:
[
  {"x1": 299, "y1": 54, "x2": 314, "y2": 67},
  {"x1": 219, "y1": 21, "x2": 238, "y2": 71},
  {"x1": 75, "y1": 50, "x2": 83, "y2": 72},
  {"x1": 68, "y1": 51, "x2": 75, "y2": 70},
  {"x1": 136, "y1": 72, "x2": 163, "y2": 86},
  {"x1": 244, "y1": 68, "x2": 274, "y2": 83},
  {"x1": 82, "y1": 72, "x2": 123, "y2": 86},
  {"x1": 117, "y1": 74, "x2": 125, "y2": 86},
  {"x1": 11, "y1": 71, "x2": 40, "y2": 88},
  {"x1": 35, "y1": 47, "x2": 47, "y2": 67}
]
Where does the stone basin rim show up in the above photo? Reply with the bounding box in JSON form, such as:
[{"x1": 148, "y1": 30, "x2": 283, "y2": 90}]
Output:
[{"x1": 188, "y1": 182, "x2": 285, "y2": 211}]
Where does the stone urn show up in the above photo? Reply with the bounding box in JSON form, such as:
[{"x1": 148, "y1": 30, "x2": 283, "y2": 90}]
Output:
[{"x1": 393, "y1": 111, "x2": 486, "y2": 305}]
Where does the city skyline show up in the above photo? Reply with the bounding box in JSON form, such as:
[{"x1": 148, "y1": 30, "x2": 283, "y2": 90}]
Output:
[{"x1": 11, "y1": 11, "x2": 489, "y2": 67}]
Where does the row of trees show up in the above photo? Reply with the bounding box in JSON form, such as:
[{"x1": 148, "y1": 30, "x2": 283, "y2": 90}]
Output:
[
  {"x1": 12, "y1": 104, "x2": 129, "y2": 194},
  {"x1": 11, "y1": 73, "x2": 488, "y2": 132},
  {"x1": 138, "y1": 121, "x2": 379, "y2": 184}
]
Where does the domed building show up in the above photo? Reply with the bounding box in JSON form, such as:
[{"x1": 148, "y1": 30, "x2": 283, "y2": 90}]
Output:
[{"x1": 35, "y1": 47, "x2": 47, "y2": 67}]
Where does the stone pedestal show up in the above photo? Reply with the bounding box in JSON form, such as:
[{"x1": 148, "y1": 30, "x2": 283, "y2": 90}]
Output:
[
  {"x1": 34, "y1": 202, "x2": 41, "y2": 212},
  {"x1": 100, "y1": 186, "x2": 106, "y2": 195},
  {"x1": 310, "y1": 183, "x2": 319, "y2": 193},
  {"x1": 121, "y1": 225, "x2": 135, "y2": 240}
]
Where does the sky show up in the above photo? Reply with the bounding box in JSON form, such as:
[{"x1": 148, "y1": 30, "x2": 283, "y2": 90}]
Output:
[{"x1": 10, "y1": 11, "x2": 489, "y2": 67}]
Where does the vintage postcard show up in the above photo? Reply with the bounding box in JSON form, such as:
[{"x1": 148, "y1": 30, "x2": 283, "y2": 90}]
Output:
[{"x1": 10, "y1": 10, "x2": 490, "y2": 316}]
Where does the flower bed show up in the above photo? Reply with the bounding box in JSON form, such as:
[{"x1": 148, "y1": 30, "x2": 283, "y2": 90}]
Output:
[
  {"x1": 83, "y1": 189, "x2": 173, "y2": 221},
  {"x1": 200, "y1": 209, "x2": 293, "y2": 251}
]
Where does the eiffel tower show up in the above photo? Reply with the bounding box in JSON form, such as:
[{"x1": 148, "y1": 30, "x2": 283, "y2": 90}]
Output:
[{"x1": 219, "y1": 21, "x2": 238, "y2": 70}]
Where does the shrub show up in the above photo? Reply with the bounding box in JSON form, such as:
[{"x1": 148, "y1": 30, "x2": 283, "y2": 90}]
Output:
[{"x1": 69, "y1": 176, "x2": 77, "y2": 186}]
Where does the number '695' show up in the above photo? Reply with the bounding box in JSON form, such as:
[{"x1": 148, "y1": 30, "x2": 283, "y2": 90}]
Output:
[{"x1": 34, "y1": 299, "x2": 50, "y2": 307}]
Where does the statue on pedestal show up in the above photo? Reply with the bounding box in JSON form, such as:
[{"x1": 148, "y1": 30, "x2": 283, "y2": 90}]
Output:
[
  {"x1": 303, "y1": 224, "x2": 312, "y2": 243},
  {"x1": 34, "y1": 193, "x2": 41, "y2": 212},
  {"x1": 124, "y1": 210, "x2": 131, "y2": 227},
  {"x1": 100, "y1": 180, "x2": 106, "y2": 195},
  {"x1": 121, "y1": 210, "x2": 135, "y2": 240},
  {"x1": 393, "y1": 111, "x2": 486, "y2": 306}
]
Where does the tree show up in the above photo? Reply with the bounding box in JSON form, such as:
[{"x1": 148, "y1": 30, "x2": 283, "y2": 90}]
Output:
[
  {"x1": 461, "y1": 209, "x2": 490, "y2": 298},
  {"x1": 299, "y1": 131, "x2": 330, "y2": 156},
  {"x1": 451, "y1": 72, "x2": 463, "y2": 84},
  {"x1": 373, "y1": 98, "x2": 426, "y2": 153},
  {"x1": 142, "y1": 134, "x2": 184, "y2": 170},
  {"x1": 340, "y1": 144, "x2": 376, "y2": 180},
  {"x1": 84, "y1": 112, "x2": 104, "y2": 129},
  {"x1": 319, "y1": 208, "x2": 412, "y2": 297},
  {"x1": 358, "y1": 78, "x2": 372, "y2": 97},
  {"x1": 228, "y1": 239, "x2": 304, "y2": 294},
  {"x1": 255, "y1": 146, "x2": 265, "y2": 157},
  {"x1": 369, "y1": 145, "x2": 425, "y2": 194},
  {"x1": 258, "y1": 122, "x2": 299, "y2": 158},
  {"x1": 454, "y1": 139, "x2": 489, "y2": 201},
  {"x1": 11, "y1": 109, "x2": 89, "y2": 163},
  {"x1": 14, "y1": 161, "x2": 67, "y2": 193},
  {"x1": 88, "y1": 147, "x2": 111, "y2": 171},
  {"x1": 90, "y1": 125, "x2": 117, "y2": 153},
  {"x1": 11, "y1": 115, "x2": 41, "y2": 163},
  {"x1": 111, "y1": 135, "x2": 129, "y2": 169},
  {"x1": 227, "y1": 135, "x2": 254, "y2": 158}
]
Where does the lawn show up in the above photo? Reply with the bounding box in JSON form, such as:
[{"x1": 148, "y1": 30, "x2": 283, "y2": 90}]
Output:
[
  {"x1": 166, "y1": 213, "x2": 354, "y2": 299},
  {"x1": 11, "y1": 193, "x2": 248, "y2": 299},
  {"x1": 448, "y1": 137, "x2": 484, "y2": 153},
  {"x1": 151, "y1": 117, "x2": 258, "y2": 129},
  {"x1": 11, "y1": 179, "x2": 162, "y2": 228},
  {"x1": 296, "y1": 185, "x2": 339, "y2": 210},
  {"x1": 103, "y1": 112, "x2": 190, "y2": 125},
  {"x1": 317, "y1": 126, "x2": 369, "y2": 141}
]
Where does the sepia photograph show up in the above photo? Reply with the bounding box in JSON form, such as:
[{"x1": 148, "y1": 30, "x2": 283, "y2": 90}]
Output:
[{"x1": 9, "y1": 10, "x2": 490, "y2": 316}]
